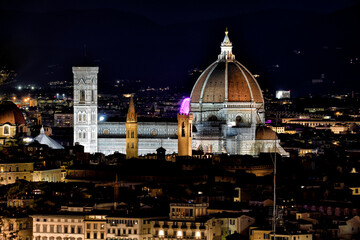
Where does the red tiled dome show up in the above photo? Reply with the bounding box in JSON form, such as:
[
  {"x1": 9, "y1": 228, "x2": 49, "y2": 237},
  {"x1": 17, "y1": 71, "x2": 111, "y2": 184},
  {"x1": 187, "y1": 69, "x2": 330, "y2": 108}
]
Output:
[
  {"x1": 190, "y1": 60, "x2": 263, "y2": 104},
  {"x1": 0, "y1": 101, "x2": 25, "y2": 125},
  {"x1": 190, "y1": 30, "x2": 263, "y2": 105}
]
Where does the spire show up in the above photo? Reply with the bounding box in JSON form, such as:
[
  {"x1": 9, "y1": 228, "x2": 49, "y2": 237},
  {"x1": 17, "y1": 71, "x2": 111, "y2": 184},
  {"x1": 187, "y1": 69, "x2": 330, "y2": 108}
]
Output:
[
  {"x1": 126, "y1": 96, "x2": 137, "y2": 123},
  {"x1": 218, "y1": 28, "x2": 235, "y2": 60},
  {"x1": 40, "y1": 126, "x2": 45, "y2": 134}
]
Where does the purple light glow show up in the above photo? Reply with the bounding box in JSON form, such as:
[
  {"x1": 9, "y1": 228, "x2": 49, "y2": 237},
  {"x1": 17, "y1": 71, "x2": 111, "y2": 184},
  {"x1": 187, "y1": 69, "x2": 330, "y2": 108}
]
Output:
[
  {"x1": 265, "y1": 120, "x2": 272, "y2": 124},
  {"x1": 179, "y1": 97, "x2": 191, "y2": 115}
]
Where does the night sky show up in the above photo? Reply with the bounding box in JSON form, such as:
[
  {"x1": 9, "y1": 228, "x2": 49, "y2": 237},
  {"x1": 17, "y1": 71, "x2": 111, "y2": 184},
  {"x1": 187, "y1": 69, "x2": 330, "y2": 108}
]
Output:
[{"x1": 1, "y1": 0, "x2": 360, "y2": 96}]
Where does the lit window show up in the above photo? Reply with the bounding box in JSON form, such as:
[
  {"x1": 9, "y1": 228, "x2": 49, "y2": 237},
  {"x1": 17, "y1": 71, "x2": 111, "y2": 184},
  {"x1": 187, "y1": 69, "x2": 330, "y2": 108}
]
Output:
[{"x1": 3, "y1": 125, "x2": 10, "y2": 135}]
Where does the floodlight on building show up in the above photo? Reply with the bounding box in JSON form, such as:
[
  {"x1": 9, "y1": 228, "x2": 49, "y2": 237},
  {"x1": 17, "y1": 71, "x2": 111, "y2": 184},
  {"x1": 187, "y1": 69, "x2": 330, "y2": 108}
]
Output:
[{"x1": 179, "y1": 97, "x2": 191, "y2": 115}]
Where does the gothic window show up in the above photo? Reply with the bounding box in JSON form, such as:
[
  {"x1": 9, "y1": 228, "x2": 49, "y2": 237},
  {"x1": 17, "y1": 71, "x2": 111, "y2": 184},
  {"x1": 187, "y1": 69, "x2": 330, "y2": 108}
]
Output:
[
  {"x1": 78, "y1": 132, "x2": 82, "y2": 139},
  {"x1": 131, "y1": 131, "x2": 134, "y2": 138},
  {"x1": 127, "y1": 130, "x2": 130, "y2": 137},
  {"x1": 3, "y1": 125, "x2": 10, "y2": 135},
  {"x1": 91, "y1": 90, "x2": 94, "y2": 102},
  {"x1": 80, "y1": 90, "x2": 85, "y2": 102},
  {"x1": 131, "y1": 143, "x2": 134, "y2": 148},
  {"x1": 181, "y1": 122, "x2": 185, "y2": 137},
  {"x1": 83, "y1": 132, "x2": 86, "y2": 139},
  {"x1": 82, "y1": 113, "x2": 86, "y2": 122},
  {"x1": 78, "y1": 114, "x2": 81, "y2": 122},
  {"x1": 189, "y1": 123, "x2": 192, "y2": 137}
]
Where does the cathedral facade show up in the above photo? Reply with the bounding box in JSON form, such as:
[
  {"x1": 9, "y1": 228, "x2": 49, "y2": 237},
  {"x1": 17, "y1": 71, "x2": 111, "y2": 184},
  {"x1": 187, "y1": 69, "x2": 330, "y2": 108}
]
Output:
[{"x1": 73, "y1": 31, "x2": 288, "y2": 157}]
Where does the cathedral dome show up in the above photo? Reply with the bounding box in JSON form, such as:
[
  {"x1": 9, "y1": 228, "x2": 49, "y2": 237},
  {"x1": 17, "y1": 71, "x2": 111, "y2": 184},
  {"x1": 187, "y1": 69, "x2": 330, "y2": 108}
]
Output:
[
  {"x1": 190, "y1": 30, "x2": 263, "y2": 104},
  {"x1": 0, "y1": 101, "x2": 25, "y2": 125},
  {"x1": 256, "y1": 126, "x2": 278, "y2": 140}
]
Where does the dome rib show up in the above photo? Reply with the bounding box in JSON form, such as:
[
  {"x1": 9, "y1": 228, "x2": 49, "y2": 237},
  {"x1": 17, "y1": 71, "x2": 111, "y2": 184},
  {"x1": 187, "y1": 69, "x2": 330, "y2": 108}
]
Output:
[
  {"x1": 190, "y1": 62, "x2": 217, "y2": 103},
  {"x1": 235, "y1": 61, "x2": 264, "y2": 103},
  {"x1": 201, "y1": 62, "x2": 225, "y2": 103}
]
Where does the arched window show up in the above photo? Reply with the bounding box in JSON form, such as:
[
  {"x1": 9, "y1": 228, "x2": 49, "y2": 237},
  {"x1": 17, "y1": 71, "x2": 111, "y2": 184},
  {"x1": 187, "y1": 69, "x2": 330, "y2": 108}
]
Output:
[
  {"x1": 3, "y1": 125, "x2": 10, "y2": 135},
  {"x1": 235, "y1": 116, "x2": 243, "y2": 126},
  {"x1": 131, "y1": 131, "x2": 134, "y2": 138},
  {"x1": 83, "y1": 132, "x2": 86, "y2": 139},
  {"x1": 78, "y1": 132, "x2": 82, "y2": 139},
  {"x1": 181, "y1": 122, "x2": 185, "y2": 137},
  {"x1": 82, "y1": 113, "x2": 86, "y2": 122},
  {"x1": 80, "y1": 90, "x2": 85, "y2": 102}
]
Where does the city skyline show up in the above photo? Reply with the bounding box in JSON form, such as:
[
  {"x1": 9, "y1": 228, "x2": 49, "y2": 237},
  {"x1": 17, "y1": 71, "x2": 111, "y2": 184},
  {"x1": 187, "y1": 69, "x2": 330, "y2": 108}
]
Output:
[{"x1": 0, "y1": 0, "x2": 360, "y2": 96}]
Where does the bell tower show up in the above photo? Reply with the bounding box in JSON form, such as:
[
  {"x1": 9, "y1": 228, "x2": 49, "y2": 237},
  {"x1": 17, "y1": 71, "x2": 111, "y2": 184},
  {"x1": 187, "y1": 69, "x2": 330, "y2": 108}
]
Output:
[
  {"x1": 177, "y1": 113, "x2": 193, "y2": 156},
  {"x1": 73, "y1": 67, "x2": 98, "y2": 153},
  {"x1": 125, "y1": 97, "x2": 138, "y2": 159}
]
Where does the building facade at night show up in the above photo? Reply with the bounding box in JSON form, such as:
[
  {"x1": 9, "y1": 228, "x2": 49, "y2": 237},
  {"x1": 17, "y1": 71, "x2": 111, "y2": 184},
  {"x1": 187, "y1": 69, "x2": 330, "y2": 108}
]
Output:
[{"x1": 73, "y1": 31, "x2": 287, "y2": 157}]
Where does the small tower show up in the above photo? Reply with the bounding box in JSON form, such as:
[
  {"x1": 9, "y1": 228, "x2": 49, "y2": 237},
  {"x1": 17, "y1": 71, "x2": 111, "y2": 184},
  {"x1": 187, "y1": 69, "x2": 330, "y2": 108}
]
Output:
[
  {"x1": 125, "y1": 97, "x2": 138, "y2": 159},
  {"x1": 178, "y1": 98, "x2": 193, "y2": 156},
  {"x1": 177, "y1": 113, "x2": 193, "y2": 156},
  {"x1": 73, "y1": 66, "x2": 98, "y2": 153}
]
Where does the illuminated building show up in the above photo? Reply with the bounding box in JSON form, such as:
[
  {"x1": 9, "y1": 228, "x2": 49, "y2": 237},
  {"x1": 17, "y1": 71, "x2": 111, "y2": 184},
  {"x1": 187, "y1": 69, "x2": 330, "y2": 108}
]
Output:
[
  {"x1": 0, "y1": 161, "x2": 61, "y2": 185},
  {"x1": 177, "y1": 113, "x2": 193, "y2": 156},
  {"x1": 54, "y1": 113, "x2": 73, "y2": 127},
  {"x1": 125, "y1": 97, "x2": 138, "y2": 159},
  {"x1": 73, "y1": 31, "x2": 288, "y2": 157},
  {"x1": 0, "y1": 100, "x2": 27, "y2": 144},
  {"x1": 73, "y1": 67, "x2": 99, "y2": 153},
  {"x1": 106, "y1": 215, "x2": 156, "y2": 240},
  {"x1": 275, "y1": 90, "x2": 291, "y2": 99},
  {"x1": 0, "y1": 162, "x2": 33, "y2": 185},
  {"x1": 151, "y1": 203, "x2": 215, "y2": 240},
  {"x1": 0, "y1": 216, "x2": 32, "y2": 240},
  {"x1": 34, "y1": 126, "x2": 64, "y2": 149},
  {"x1": 32, "y1": 214, "x2": 85, "y2": 240},
  {"x1": 84, "y1": 214, "x2": 107, "y2": 240},
  {"x1": 190, "y1": 30, "x2": 287, "y2": 156}
]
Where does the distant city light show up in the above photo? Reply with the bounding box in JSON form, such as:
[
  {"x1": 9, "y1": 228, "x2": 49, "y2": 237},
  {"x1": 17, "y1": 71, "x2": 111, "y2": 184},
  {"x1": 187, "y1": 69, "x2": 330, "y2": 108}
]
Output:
[
  {"x1": 23, "y1": 137, "x2": 33, "y2": 143},
  {"x1": 276, "y1": 90, "x2": 291, "y2": 99},
  {"x1": 99, "y1": 116, "x2": 105, "y2": 121},
  {"x1": 179, "y1": 97, "x2": 190, "y2": 115}
]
